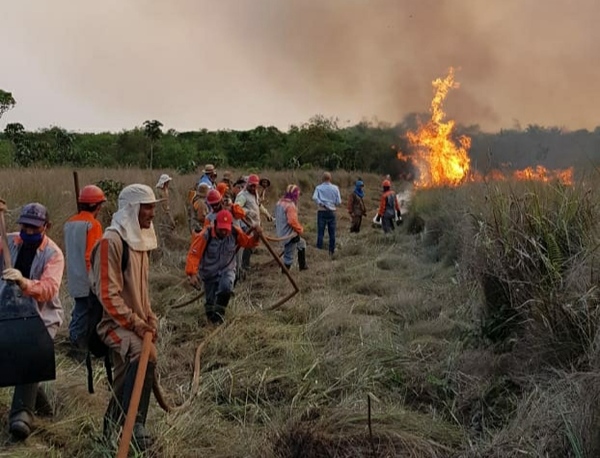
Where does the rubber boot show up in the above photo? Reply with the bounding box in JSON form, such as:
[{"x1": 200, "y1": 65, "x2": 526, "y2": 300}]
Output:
[
  {"x1": 9, "y1": 384, "x2": 38, "y2": 440},
  {"x1": 241, "y1": 248, "x2": 252, "y2": 270},
  {"x1": 298, "y1": 249, "x2": 308, "y2": 271},
  {"x1": 212, "y1": 292, "x2": 231, "y2": 325},
  {"x1": 121, "y1": 361, "x2": 155, "y2": 452}
]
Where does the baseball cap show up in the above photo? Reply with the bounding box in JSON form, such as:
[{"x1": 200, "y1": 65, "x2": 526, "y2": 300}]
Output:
[
  {"x1": 215, "y1": 210, "x2": 233, "y2": 231},
  {"x1": 17, "y1": 203, "x2": 49, "y2": 227}
]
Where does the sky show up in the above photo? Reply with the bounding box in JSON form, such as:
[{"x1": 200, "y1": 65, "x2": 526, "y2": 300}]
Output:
[{"x1": 1, "y1": 0, "x2": 599, "y2": 133}]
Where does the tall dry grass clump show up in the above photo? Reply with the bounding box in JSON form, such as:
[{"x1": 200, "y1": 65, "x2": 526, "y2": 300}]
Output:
[{"x1": 467, "y1": 181, "x2": 600, "y2": 367}]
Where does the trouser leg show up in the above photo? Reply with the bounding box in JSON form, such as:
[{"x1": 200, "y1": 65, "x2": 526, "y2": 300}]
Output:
[
  {"x1": 282, "y1": 240, "x2": 296, "y2": 270},
  {"x1": 298, "y1": 238, "x2": 308, "y2": 270},
  {"x1": 213, "y1": 270, "x2": 235, "y2": 324},
  {"x1": 9, "y1": 383, "x2": 38, "y2": 440},
  {"x1": 69, "y1": 296, "x2": 91, "y2": 348},
  {"x1": 327, "y1": 212, "x2": 336, "y2": 254},
  {"x1": 316, "y1": 212, "x2": 325, "y2": 249},
  {"x1": 203, "y1": 279, "x2": 219, "y2": 324}
]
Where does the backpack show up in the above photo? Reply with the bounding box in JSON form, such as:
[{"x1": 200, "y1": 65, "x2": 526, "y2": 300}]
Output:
[{"x1": 85, "y1": 236, "x2": 129, "y2": 394}]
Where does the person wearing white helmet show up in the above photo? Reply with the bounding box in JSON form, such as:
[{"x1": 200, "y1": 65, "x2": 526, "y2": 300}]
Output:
[
  {"x1": 89, "y1": 184, "x2": 162, "y2": 450},
  {"x1": 155, "y1": 173, "x2": 176, "y2": 244}
]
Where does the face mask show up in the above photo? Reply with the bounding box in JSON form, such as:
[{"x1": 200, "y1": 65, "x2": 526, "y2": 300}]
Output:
[{"x1": 20, "y1": 230, "x2": 44, "y2": 245}]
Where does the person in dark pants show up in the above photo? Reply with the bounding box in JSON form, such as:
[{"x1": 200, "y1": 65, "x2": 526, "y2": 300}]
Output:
[
  {"x1": 376, "y1": 180, "x2": 400, "y2": 234},
  {"x1": 0, "y1": 202, "x2": 64, "y2": 440},
  {"x1": 347, "y1": 180, "x2": 366, "y2": 233},
  {"x1": 312, "y1": 172, "x2": 342, "y2": 257},
  {"x1": 186, "y1": 210, "x2": 260, "y2": 324}
]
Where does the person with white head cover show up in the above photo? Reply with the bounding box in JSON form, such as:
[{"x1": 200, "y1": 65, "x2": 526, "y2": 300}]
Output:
[
  {"x1": 154, "y1": 173, "x2": 176, "y2": 242},
  {"x1": 89, "y1": 184, "x2": 162, "y2": 450}
]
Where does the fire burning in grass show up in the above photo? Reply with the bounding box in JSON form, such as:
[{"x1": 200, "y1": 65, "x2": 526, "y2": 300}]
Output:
[{"x1": 398, "y1": 68, "x2": 573, "y2": 188}]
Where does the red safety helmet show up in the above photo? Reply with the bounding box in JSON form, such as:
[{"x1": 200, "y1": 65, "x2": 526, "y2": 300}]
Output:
[
  {"x1": 382, "y1": 179, "x2": 391, "y2": 188},
  {"x1": 78, "y1": 185, "x2": 107, "y2": 204},
  {"x1": 247, "y1": 174, "x2": 260, "y2": 186},
  {"x1": 206, "y1": 189, "x2": 222, "y2": 205}
]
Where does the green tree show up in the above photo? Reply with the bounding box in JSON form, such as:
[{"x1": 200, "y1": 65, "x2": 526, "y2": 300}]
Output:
[
  {"x1": 143, "y1": 119, "x2": 163, "y2": 169},
  {"x1": 0, "y1": 90, "x2": 16, "y2": 120}
]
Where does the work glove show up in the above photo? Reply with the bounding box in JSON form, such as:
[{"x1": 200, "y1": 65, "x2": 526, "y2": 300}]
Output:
[
  {"x1": 396, "y1": 210, "x2": 402, "y2": 219},
  {"x1": 396, "y1": 216, "x2": 403, "y2": 226},
  {"x1": 375, "y1": 215, "x2": 381, "y2": 223},
  {"x1": 3, "y1": 268, "x2": 25, "y2": 288},
  {"x1": 131, "y1": 316, "x2": 156, "y2": 341},
  {"x1": 265, "y1": 214, "x2": 274, "y2": 223},
  {"x1": 290, "y1": 234, "x2": 301, "y2": 244}
]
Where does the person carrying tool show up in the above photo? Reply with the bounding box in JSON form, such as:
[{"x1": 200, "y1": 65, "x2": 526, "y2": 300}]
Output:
[
  {"x1": 376, "y1": 179, "x2": 401, "y2": 234},
  {"x1": 347, "y1": 179, "x2": 367, "y2": 233},
  {"x1": 0, "y1": 201, "x2": 64, "y2": 440},
  {"x1": 189, "y1": 183, "x2": 210, "y2": 235},
  {"x1": 155, "y1": 173, "x2": 176, "y2": 230},
  {"x1": 275, "y1": 185, "x2": 308, "y2": 271},
  {"x1": 89, "y1": 184, "x2": 161, "y2": 450},
  {"x1": 312, "y1": 171, "x2": 342, "y2": 257},
  {"x1": 197, "y1": 164, "x2": 217, "y2": 189},
  {"x1": 235, "y1": 174, "x2": 272, "y2": 272},
  {"x1": 64, "y1": 185, "x2": 106, "y2": 360},
  {"x1": 185, "y1": 209, "x2": 261, "y2": 324}
]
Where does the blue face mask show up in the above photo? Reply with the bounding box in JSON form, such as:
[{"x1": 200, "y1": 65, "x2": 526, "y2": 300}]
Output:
[{"x1": 20, "y1": 230, "x2": 44, "y2": 245}]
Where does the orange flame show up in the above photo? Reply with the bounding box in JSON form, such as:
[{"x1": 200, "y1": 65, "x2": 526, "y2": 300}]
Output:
[
  {"x1": 398, "y1": 68, "x2": 574, "y2": 188},
  {"x1": 398, "y1": 67, "x2": 471, "y2": 188}
]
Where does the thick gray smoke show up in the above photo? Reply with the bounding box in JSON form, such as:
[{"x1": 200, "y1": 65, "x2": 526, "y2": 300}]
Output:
[{"x1": 1, "y1": 0, "x2": 599, "y2": 131}]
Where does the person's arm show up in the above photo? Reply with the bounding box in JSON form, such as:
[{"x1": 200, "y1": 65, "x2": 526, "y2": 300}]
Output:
[
  {"x1": 347, "y1": 194, "x2": 354, "y2": 214},
  {"x1": 85, "y1": 220, "x2": 103, "y2": 271},
  {"x1": 20, "y1": 243, "x2": 64, "y2": 303},
  {"x1": 312, "y1": 187, "x2": 320, "y2": 205},
  {"x1": 235, "y1": 192, "x2": 247, "y2": 208},
  {"x1": 378, "y1": 194, "x2": 386, "y2": 217},
  {"x1": 235, "y1": 226, "x2": 260, "y2": 249},
  {"x1": 185, "y1": 229, "x2": 209, "y2": 276},
  {"x1": 286, "y1": 205, "x2": 303, "y2": 235},
  {"x1": 335, "y1": 187, "x2": 342, "y2": 206},
  {"x1": 231, "y1": 203, "x2": 246, "y2": 220},
  {"x1": 259, "y1": 203, "x2": 273, "y2": 221}
]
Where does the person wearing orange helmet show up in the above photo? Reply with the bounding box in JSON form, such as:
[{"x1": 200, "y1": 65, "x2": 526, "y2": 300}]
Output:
[
  {"x1": 63, "y1": 185, "x2": 107, "y2": 359},
  {"x1": 376, "y1": 179, "x2": 400, "y2": 234}
]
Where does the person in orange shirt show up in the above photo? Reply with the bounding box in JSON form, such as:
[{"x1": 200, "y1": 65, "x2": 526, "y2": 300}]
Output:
[
  {"x1": 63, "y1": 185, "x2": 106, "y2": 357},
  {"x1": 375, "y1": 179, "x2": 400, "y2": 234},
  {"x1": 186, "y1": 210, "x2": 260, "y2": 324}
]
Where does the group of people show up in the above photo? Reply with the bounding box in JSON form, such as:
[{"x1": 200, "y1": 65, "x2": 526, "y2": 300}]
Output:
[{"x1": 0, "y1": 165, "x2": 402, "y2": 451}]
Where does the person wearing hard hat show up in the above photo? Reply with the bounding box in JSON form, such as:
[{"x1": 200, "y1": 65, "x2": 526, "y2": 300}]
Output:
[
  {"x1": 89, "y1": 184, "x2": 162, "y2": 450},
  {"x1": 185, "y1": 209, "x2": 261, "y2": 324},
  {"x1": 63, "y1": 185, "x2": 107, "y2": 360},
  {"x1": 197, "y1": 164, "x2": 217, "y2": 189},
  {"x1": 0, "y1": 201, "x2": 64, "y2": 440},
  {"x1": 204, "y1": 189, "x2": 245, "y2": 228},
  {"x1": 375, "y1": 179, "x2": 400, "y2": 234}
]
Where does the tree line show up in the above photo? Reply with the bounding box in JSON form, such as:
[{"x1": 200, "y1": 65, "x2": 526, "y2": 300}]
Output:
[{"x1": 2, "y1": 90, "x2": 600, "y2": 175}]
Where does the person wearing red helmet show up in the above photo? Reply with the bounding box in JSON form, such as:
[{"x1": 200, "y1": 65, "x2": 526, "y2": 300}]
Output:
[
  {"x1": 63, "y1": 185, "x2": 107, "y2": 358},
  {"x1": 376, "y1": 179, "x2": 400, "y2": 234},
  {"x1": 185, "y1": 209, "x2": 261, "y2": 324}
]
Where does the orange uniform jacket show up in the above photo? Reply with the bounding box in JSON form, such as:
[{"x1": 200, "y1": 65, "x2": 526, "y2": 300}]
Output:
[{"x1": 378, "y1": 190, "x2": 399, "y2": 217}]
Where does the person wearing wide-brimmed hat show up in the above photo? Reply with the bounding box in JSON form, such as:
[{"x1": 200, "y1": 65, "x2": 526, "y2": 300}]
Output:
[
  {"x1": 197, "y1": 164, "x2": 217, "y2": 189},
  {"x1": 0, "y1": 201, "x2": 64, "y2": 440}
]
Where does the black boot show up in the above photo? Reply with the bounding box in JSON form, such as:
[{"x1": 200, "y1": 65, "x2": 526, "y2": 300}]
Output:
[
  {"x1": 298, "y1": 249, "x2": 308, "y2": 271},
  {"x1": 121, "y1": 361, "x2": 155, "y2": 452},
  {"x1": 212, "y1": 292, "x2": 231, "y2": 325},
  {"x1": 9, "y1": 384, "x2": 38, "y2": 440}
]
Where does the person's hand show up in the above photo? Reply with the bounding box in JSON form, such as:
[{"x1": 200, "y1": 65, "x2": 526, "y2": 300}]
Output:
[
  {"x1": 0, "y1": 199, "x2": 7, "y2": 213},
  {"x1": 3, "y1": 268, "x2": 25, "y2": 288},
  {"x1": 362, "y1": 212, "x2": 367, "y2": 217},
  {"x1": 252, "y1": 225, "x2": 263, "y2": 236},
  {"x1": 148, "y1": 315, "x2": 159, "y2": 342},
  {"x1": 375, "y1": 215, "x2": 381, "y2": 223},
  {"x1": 131, "y1": 317, "x2": 155, "y2": 340},
  {"x1": 187, "y1": 274, "x2": 200, "y2": 289},
  {"x1": 396, "y1": 210, "x2": 402, "y2": 219},
  {"x1": 149, "y1": 343, "x2": 158, "y2": 363},
  {"x1": 290, "y1": 234, "x2": 301, "y2": 244},
  {"x1": 265, "y1": 215, "x2": 274, "y2": 223}
]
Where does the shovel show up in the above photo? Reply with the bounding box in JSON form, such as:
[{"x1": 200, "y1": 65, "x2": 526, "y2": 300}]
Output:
[{"x1": 0, "y1": 202, "x2": 55, "y2": 387}]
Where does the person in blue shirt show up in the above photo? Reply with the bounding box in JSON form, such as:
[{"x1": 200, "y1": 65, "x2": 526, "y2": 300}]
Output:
[
  {"x1": 312, "y1": 172, "x2": 342, "y2": 257},
  {"x1": 197, "y1": 164, "x2": 217, "y2": 189}
]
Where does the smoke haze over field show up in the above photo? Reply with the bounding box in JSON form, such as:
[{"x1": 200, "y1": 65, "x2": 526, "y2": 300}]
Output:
[{"x1": 1, "y1": 0, "x2": 600, "y2": 132}]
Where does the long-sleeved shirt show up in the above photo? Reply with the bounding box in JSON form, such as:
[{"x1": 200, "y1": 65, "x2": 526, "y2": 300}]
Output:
[
  {"x1": 185, "y1": 226, "x2": 259, "y2": 280},
  {"x1": 0, "y1": 233, "x2": 64, "y2": 339},
  {"x1": 90, "y1": 229, "x2": 157, "y2": 344},
  {"x1": 312, "y1": 182, "x2": 342, "y2": 211},
  {"x1": 275, "y1": 198, "x2": 303, "y2": 239},
  {"x1": 378, "y1": 190, "x2": 400, "y2": 218},
  {"x1": 235, "y1": 190, "x2": 264, "y2": 227},
  {"x1": 197, "y1": 174, "x2": 214, "y2": 189},
  {"x1": 347, "y1": 192, "x2": 366, "y2": 217},
  {"x1": 64, "y1": 211, "x2": 103, "y2": 298}
]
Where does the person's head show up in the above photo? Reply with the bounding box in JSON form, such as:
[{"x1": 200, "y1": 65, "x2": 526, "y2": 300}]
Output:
[
  {"x1": 232, "y1": 178, "x2": 246, "y2": 196},
  {"x1": 382, "y1": 179, "x2": 391, "y2": 191},
  {"x1": 78, "y1": 185, "x2": 107, "y2": 216},
  {"x1": 355, "y1": 180, "x2": 364, "y2": 188},
  {"x1": 155, "y1": 174, "x2": 172, "y2": 190},
  {"x1": 247, "y1": 174, "x2": 260, "y2": 195},
  {"x1": 196, "y1": 182, "x2": 210, "y2": 199},
  {"x1": 117, "y1": 184, "x2": 162, "y2": 230},
  {"x1": 215, "y1": 209, "x2": 233, "y2": 239},
  {"x1": 203, "y1": 164, "x2": 217, "y2": 181},
  {"x1": 222, "y1": 171, "x2": 233, "y2": 183},
  {"x1": 216, "y1": 182, "x2": 229, "y2": 198},
  {"x1": 322, "y1": 172, "x2": 332, "y2": 183},
  {"x1": 17, "y1": 203, "x2": 50, "y2": 244},
  {"x1": 284, "y1": 184, "x2": 300, "y2": 203},
  {"x1": 259, "y1": 178, "x2": 271, "y2": 189},
  {"x1": 206, "y1": 189, "x2": 222, "y2": 213}
]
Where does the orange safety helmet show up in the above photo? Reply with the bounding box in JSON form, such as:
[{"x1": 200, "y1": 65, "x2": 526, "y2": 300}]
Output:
[
  {"x1": 382, "y1": 179, "x2": 391, "y2": 188},
  {"x1": 206, "y1": 189, "x2": 222, "y2": 205},
  {"x1": 78, "y1": 185, "x2": 107, "y2": 204}
]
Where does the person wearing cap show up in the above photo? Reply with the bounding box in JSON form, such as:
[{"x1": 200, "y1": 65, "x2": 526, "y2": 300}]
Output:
[
  {"x1": 275, "y1": 185, "x2": 308, "y2": 272},
  {"x1": 0, "y1": 201, "x2": 64, "y2": 440},
  {"x1": 235, "y1": 174, "x2": 272, "y2": 273},
  {"x1": 204, "y1": 189, "x2": 246, "y2": 228},
  {"x1": 185, "y1": 209, "x2": 261, "y2": 324},
  {"x1": 63, "y1": 185, "x2": 107, "y2": 359},
  {"x1": 312, "y1": 172, "x2": 342, "y2": 257},
  {"x1": 89, "y1": 184, "x2": 161, "y2": 450},
  {"x1": 376, "y1": 179, "x2": 400, "y2": 234},
  {"x1": 348, "y1": 180, "x2": 367, "y2": 233},
  {"x1": 197, "y1": 164, "x2": 217, "y2": 189}
]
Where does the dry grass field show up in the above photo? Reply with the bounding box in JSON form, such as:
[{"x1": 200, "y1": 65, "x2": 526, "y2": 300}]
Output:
[{"x1": 0, "y1": 168, "x2": 599, "y2": 457}]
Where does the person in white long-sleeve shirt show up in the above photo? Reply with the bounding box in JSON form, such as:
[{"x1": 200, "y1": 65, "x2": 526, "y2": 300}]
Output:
[{"x1": 312, "y1": 172, "x2": 342, "y2": 256}]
